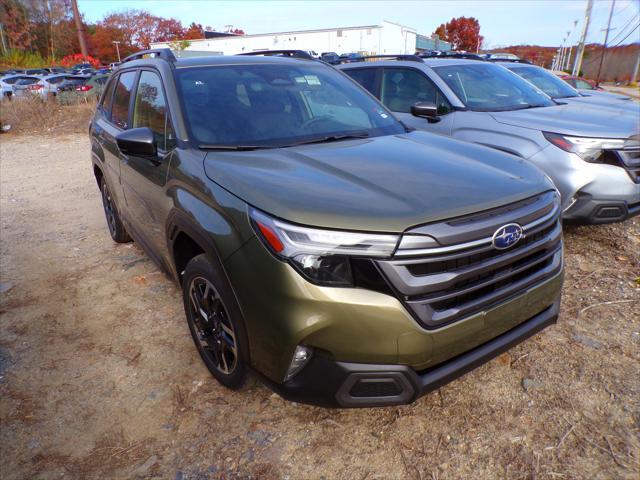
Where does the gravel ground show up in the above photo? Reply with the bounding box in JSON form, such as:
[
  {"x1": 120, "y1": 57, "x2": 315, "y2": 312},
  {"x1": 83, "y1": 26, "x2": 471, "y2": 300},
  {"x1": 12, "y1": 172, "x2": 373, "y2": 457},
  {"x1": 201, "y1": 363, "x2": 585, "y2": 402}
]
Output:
[{"x1": 1, "y1": 134, "x2": 638, "y2": 479}]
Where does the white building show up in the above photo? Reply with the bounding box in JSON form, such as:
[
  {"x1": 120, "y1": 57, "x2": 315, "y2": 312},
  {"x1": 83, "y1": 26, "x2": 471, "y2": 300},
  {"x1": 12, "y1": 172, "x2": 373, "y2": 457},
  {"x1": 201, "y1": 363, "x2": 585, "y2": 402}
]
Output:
[{"x1": 151, "y1": 21, "x2": 449, "y2": 56}]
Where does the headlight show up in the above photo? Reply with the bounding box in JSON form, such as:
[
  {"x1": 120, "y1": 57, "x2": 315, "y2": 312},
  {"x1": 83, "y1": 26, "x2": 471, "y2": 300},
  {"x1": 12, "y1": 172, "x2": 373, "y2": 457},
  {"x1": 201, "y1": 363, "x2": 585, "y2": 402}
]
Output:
[
  {"x1": 250, "y1": 208, "x2": 399, "y2": 286},
  {"x1": 543, "y1": 132, "x2": 625, "y2": 162}
]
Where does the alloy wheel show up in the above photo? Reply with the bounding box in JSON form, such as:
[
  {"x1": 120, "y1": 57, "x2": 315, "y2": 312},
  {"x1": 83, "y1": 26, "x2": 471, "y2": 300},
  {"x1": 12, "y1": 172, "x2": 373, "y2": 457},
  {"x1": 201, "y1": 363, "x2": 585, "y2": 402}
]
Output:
[
  {"x1": 101, "y1": 182, "x2": 117, "y2": 236},
  {"x1": 188, "y1": 276, "x2": 238, "y2": 375}
]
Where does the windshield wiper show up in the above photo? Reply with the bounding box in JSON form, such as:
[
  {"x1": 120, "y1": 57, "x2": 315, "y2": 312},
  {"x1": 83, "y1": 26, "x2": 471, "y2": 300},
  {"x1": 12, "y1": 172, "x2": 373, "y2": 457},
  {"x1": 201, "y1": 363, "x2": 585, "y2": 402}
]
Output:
[
  {"x1": 283, "y1": 132, "x2": 370, "y2": 147},
  {"x1": 199, "y1": 144, "x2": 274, "y2": 151},
  {"x1": 509, "y1": 103, "x2": 549, "y2": 111}
]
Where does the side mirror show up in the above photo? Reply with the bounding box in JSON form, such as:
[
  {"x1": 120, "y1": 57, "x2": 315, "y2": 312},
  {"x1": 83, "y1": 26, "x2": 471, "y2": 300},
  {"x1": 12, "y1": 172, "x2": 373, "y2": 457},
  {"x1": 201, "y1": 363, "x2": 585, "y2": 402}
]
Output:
[
  {"x1": 116, "y1": 127, "x2": 156, "y2": 157},
  {"x1": 411, "y1": 101, "x2": 439, "y2": 119}
]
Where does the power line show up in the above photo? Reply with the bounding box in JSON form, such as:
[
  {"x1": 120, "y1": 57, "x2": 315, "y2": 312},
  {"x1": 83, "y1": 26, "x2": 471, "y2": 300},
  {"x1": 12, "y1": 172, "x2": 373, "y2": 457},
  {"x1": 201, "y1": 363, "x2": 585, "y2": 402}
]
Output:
[
  {"x1": 582, "y1": 22, "x2": 639, "y2": 68},
  {"x1": 611, "y1": 22, "x2": 639, "y2": 46},
  {"x1": 607, "y1": 14, "x2": 639, "y2": 44}
]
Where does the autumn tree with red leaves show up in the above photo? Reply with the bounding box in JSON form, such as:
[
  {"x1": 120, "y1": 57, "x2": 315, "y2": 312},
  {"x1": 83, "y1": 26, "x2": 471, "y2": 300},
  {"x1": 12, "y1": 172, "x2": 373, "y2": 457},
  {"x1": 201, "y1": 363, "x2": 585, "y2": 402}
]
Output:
[
  {"x1": 434, "y1": 17, "x2": 483, "y2": 52},
  {"x1": 183, "y1": 22, "x2": 205, "y2": 40},
  {"x1": 1, "y1": 2, "x2": 247, "y2": 63}
]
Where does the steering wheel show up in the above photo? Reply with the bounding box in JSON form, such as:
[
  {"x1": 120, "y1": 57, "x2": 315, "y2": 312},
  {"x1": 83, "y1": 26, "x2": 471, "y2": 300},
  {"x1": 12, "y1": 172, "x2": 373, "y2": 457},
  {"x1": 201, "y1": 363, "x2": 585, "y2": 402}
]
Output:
[{"x1": 301, "y1": 115, "x2": 334, "y2": 130}]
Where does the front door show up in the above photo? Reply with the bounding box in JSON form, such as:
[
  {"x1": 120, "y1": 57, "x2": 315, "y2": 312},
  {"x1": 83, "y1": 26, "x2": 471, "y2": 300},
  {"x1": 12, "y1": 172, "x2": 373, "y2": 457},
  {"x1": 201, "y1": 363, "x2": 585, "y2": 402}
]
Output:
[
  {"x1": 379, "y1": 67, "x2": 455, "y2": 135},
  {"x1": 119, "y1": 69, "x2": 176, "y2": 261}
]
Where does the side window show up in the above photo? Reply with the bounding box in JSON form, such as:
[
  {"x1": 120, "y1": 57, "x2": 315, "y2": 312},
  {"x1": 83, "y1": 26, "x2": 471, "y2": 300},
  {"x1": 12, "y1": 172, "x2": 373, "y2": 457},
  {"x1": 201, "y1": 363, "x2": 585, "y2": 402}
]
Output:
[
  {"x1": 48, "y1": 76, "x2": 66, "y2": 84},
  {"x1": 133, "y1": 71, "x2": 176, "y2": 151},
  {"x1": 5, "y1": 77, "x2": 25, "y2": 85},
  {"x1": 110, "y1": 71, "x2": 137, "y2": 129},
  {"x1": 381, "y1": 68, "x2": 451, "y2": 115},
  {"x1": 575, "y1": 79, "x2": 593, "y2": 90},
  {"x1": 345, "y1": 68, "x2": 378, "y2": 95},
  {"x1": 101, "y1": 76, "x2": 117, "y2": 120}
]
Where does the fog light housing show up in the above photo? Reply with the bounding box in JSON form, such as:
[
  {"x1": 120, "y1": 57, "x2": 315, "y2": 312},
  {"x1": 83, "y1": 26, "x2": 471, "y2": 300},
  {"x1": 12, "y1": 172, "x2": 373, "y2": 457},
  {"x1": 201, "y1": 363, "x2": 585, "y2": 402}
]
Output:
[{"x1": 284, "y1": 345, "x2": 312, "y2": 382}]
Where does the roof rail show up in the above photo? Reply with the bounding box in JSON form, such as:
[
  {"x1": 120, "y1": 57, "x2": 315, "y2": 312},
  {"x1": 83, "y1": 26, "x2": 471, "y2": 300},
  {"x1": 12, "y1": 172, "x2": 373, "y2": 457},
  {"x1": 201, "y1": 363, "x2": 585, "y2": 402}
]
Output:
[
  {"x1": 420, "y1": 52, "x2": 486, "y2": 61},
  {"x1": 339, "y1": 54, "x2": 423, "y2": 64},
  {"x1": 486, "y1": 58, "x2": 531, "y2": 64},
  {"x1": 237, "y1": 50, "x2": 315, "y2": 60},
  {"x1": 121, "y1": 48, "x2": 177, "y2": 65}
]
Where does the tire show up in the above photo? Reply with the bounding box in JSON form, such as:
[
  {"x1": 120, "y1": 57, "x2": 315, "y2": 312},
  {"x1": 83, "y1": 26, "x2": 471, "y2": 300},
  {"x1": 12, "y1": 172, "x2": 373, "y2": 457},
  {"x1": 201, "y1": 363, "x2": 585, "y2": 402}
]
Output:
[
  {"x1": 100, "y1": 176, "x2": 131, "y2": 243},
  {"x1": 182, "y1": 253, "x2": 248, "y2": 390}
]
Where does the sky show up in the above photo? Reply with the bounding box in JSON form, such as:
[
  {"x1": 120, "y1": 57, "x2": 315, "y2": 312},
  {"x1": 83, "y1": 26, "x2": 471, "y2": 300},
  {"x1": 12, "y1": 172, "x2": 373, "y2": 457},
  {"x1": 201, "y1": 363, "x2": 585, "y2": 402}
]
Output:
[{"x1": 78, "y1": 0, "x2": 640, "y2": 48}]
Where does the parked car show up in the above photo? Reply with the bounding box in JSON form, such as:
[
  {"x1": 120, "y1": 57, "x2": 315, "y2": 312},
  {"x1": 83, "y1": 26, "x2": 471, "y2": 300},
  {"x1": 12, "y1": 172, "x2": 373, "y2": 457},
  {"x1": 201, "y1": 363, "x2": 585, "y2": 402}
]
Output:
[
  {"x1": 340, "y1": 57, "x2": 640, "y2": 224},
  {"x1": 560, "y1": 75, "x2": 600, "y2": 90},
  {"x1": 44, "y1": 66, "x2": 67, "y2": 74},
  {"x1": 1, "y1": 74, "x2": 38, "y2": 98},
  {"x1": 320, "y1": 52, "x2": 340, "y2": 64},
  {"x1": 109, "y1": 62, "x2": 121, "y2": 69},
  {"x1": 90, "y1": 49, "x2": 564, "y2": 407},
  {"x1": 338, "y1": 52, "x2": 363, "y2": 62},
  {"x1": 76, "y1": 73, "x2": 110, "y2": 98},
  {"x1": 23, "y1": 68, "x2": 48, "y2": 76},
  {"x1": 486, "y1": 52, "x2": 520, "y2": 61},
  {"x1": 495, "y1": 62, "x2": 637, "y2": 113},
  {"x1": 11, "y1": 77, "x2": 42, "y2": 98},
  {"x1": 57, "y1": 75, "x2": 90, "y2": 92},
  {"x1": 70, "y1": 68, "x2": 96, "y2": 77},
  {"x1": 28, "y1": 73, "x2": 73, "y2": 98}
]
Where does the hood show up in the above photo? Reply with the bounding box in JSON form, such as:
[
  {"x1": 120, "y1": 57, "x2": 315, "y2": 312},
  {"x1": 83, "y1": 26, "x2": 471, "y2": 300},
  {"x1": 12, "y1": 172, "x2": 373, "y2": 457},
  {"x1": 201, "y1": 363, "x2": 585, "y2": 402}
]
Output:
[
  {"x1": 578, "y1": 89, "x2": 631, "y2": 100},
  {"x1": 490, "y1": 103, "x2": 640, "y2": 138},
  {"x1": 204, "y1": 131, "x2": 551, "y2": 232},
  {"x1": 564, "y1": 92, "x2": 639, "y2": 115}
]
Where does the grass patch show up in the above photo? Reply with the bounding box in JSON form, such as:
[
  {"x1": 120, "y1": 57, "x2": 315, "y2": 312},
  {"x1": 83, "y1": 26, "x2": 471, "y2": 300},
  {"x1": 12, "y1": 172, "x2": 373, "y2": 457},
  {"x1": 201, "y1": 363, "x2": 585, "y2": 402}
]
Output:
[{"x1": 0, "y1": 95, "x2": 96, "y2": 136}]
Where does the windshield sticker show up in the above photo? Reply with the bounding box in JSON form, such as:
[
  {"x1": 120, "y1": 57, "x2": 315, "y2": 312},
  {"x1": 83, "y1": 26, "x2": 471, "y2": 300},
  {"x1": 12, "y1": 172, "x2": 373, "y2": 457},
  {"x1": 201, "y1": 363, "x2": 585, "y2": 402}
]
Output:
[{"x1": 305, "y1": 75, "x2": 321, "y2": 85}]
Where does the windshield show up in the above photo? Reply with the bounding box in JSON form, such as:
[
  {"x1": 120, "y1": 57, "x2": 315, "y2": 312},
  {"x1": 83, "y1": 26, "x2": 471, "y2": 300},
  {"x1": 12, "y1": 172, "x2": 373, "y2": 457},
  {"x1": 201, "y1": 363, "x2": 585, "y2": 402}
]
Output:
[
  {"x1": 176, "y1": 62, "x2": 404, "y2": 147},
  {"x1": 432, "y1": 63, "x2": 554, "y2": 111},
  {"x1": 507, "y1": 65, "x2": 579, "y2": 99}
]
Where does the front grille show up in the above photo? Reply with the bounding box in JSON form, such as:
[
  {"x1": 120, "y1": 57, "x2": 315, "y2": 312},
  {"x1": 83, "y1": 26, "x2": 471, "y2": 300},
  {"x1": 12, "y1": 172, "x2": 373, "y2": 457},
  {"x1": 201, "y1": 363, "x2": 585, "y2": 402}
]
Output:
[{"x1": 377, "y1": 191, "x2": 562, "y2": 329}]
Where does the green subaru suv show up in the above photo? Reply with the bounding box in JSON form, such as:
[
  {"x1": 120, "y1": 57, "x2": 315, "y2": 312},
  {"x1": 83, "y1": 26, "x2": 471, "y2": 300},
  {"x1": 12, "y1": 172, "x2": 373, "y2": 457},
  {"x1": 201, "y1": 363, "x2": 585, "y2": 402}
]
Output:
[{"x1": 90, "y1": 49, "x2": 563, "y2": 407}]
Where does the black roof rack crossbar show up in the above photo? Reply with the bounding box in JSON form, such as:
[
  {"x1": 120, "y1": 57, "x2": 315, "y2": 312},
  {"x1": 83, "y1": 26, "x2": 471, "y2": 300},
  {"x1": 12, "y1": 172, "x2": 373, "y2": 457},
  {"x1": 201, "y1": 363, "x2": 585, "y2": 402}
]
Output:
[
  {"x1": 339, "y1": 54, "x2": 423, "y2": 64},
  {"x1": 237, "y1": 50, "x2": 315, "y2": 60},
  {"x1": 121, "y1": 48, "x2": 177, "y2": 65}
]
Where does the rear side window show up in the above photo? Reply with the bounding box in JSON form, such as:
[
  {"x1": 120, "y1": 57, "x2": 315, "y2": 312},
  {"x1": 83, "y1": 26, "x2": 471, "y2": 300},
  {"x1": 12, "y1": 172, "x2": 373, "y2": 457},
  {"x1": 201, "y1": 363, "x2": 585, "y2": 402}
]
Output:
[
  {"x1": 132, "y1": 71, "x2": 175, "y2": 150},
  {"x1": 4, "y1": 76, "x2": 27, "y2": 85},
  {"x1": 101, "y1": 77, "x2": 117, "y2": 120},
  {"x1": 575, "y1": 79, "x2": 593, "y2": 90},
  {"x1": 110, "y1": 71, "x2": 137, "y2": 129},
  {"x1": 345, "y1": 68, "x2": 378, "y2": 95}
]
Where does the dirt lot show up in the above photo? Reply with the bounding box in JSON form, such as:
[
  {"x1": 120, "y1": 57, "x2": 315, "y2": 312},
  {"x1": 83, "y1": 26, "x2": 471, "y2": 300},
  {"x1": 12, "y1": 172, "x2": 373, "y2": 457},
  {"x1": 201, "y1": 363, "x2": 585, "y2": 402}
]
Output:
[{"x1": 0, "y1": 133, "x2": 638, "y2": 479}]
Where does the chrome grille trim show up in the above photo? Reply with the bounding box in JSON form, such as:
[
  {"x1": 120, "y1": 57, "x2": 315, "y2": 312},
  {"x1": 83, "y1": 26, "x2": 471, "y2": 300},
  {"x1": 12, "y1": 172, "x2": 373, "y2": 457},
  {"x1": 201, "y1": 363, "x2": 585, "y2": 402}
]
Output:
[
  {"x1": 394, "y1": 191, "x2": 560, "y2": 257},
  {"x1": 377, "y1": 191, "x2": 562, "y2": 329}
]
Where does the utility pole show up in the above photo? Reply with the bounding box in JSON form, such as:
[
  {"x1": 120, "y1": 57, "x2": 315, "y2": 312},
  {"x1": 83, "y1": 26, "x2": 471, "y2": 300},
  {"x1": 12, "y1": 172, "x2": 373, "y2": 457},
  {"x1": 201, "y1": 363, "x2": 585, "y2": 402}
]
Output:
[
  {"x1": 572, "y1": 0, "x2": 593, "y2": 76},
  {"x1": 112, "y1": 41, "x2": 121, "y2": 62},
  {"x1": 559, "y1": 37, "x2": 567, "y2": 71},
  {"x1": 564, "y1": 22, "x2": 577, "y2": 70},
  {"x1": 70, "y1": 0, "x2": 88, "y2": 56},
  {"x1": 595, "y1": 0, "x2": 616, "y2": 86},
  {"x1": 0, "y1": 24, "x2": 8, "y2": 56},
  {"x1": 631, "y1": 50, "x2": 640, "y2": 85}
]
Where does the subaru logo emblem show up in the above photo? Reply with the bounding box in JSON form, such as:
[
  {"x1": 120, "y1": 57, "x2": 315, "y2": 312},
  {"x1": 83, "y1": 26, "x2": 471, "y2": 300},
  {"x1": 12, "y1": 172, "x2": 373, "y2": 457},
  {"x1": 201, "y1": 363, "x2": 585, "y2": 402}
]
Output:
[{"x1": 492, "y1": 223, "x2": 524, "y2": 250}]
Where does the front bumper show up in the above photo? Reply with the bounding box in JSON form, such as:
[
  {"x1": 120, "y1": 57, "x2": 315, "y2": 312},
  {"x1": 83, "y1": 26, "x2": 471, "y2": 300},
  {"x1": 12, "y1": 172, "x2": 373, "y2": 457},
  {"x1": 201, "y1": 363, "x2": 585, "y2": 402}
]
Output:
[
  {"x1": 528, "y1": 146, "x2": 640, "y2": 223},
  {"x1": 563, "y1": 193, "x2": 640, "y2": 224},
  {"x1": 224, "y1": 236, "x2": 564, "y2": 405},
  {"x1": 263, "y1": 296, "x2": 560, "y2": 407}
]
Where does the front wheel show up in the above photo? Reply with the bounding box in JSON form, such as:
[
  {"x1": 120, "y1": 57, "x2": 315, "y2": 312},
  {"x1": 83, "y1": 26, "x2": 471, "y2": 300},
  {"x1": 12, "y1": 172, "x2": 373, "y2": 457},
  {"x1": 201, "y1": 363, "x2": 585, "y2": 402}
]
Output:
[{"x1": 182, "y1": 254, "x2": 248, "y2": 389}]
